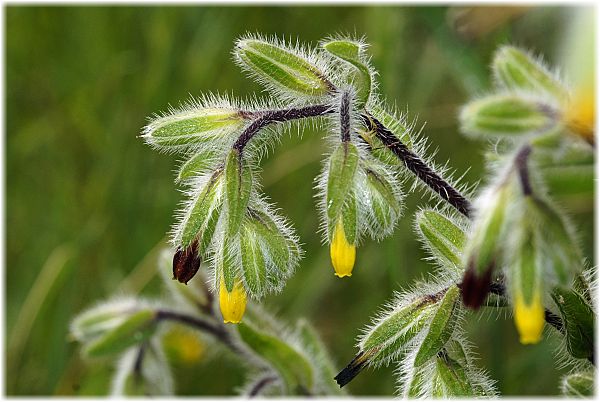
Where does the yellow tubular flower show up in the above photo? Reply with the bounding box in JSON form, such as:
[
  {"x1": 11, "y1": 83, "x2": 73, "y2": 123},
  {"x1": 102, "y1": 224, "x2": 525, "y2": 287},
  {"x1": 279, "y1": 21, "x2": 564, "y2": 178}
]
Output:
[
  {"x1": 219, "y1": 278, "x2": 247, "y2": 324},
  {"x1": 513, "y1": 293, "x2": 545, "y2": 344},
  {"x1": 330, "y1": 218, "x2": 356, "y2": 278}
]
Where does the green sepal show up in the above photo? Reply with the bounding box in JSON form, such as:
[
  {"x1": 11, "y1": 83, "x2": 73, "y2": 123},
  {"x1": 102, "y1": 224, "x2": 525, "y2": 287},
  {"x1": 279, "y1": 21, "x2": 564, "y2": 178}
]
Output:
[
  {"x1": 240, "y1": 222, "x2": 267, "y2": 296},
  {"x1": 322, "y1": 40, "x2": 372, "y2": 106},
  {"x1": 235, "y1": 39, "x2": 330, "y2": 97},
  {"x1": 416, "y1": 210, "x2": 466, "y2": 275},
  {"x1": 562, "y1": 371, "x2": 594, "y2": 397},
  {"x1": 220, "y1": 237, "x2": 238, "y2": 293},
  {"x1": 414, "y1": 286, "x2": 460, "y2": 367},
  {"x1": 341, "y1": 194, "x2": 357, "y2": 244},
  {"x1": 551, "y1": 286, "x2": 594, "y2": 360},
  {"x1": 510, "y1": 223, "x2": 542, "y2": 306},
  {"x1": 84, "y1": 310, "x2": 157, "y2": 358},
  {"x1": 225, "y1": 149, "x2": 252, "y2": 237},
  {"x1": 492, "y1": 46, "x2": 569, "y2": 100},
  {"x1": 460, "y1": 93, "x2": 557, "y2": 138},
  {"x1": 145, "y1": 108, "x2": 244, "y2": 148},
  {"x1": 238, "y1": 322, "x2": 314, "y2": 395},
  {"x1": 326, "y1": 142, "x2": 359, "y2": 238},
  {"x1": 180, "y1": 170, "x2": 224, "y2": 249}
]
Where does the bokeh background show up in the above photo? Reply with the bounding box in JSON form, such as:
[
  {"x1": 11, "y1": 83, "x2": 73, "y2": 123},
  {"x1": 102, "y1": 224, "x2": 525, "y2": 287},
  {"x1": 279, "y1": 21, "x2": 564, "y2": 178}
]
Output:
[{"x1": 5, "y1": 5, "x2": 595, "y2": 396}]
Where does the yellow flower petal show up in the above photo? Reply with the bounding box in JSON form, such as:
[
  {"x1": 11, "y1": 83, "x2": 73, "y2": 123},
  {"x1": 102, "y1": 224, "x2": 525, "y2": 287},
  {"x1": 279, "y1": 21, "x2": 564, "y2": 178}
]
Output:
[
  {"x1": 330, "y1": 218, "x2": 356, "y2": 278},
  {"x1": 219, "y1": 278, "x2": 247, "y2": 324},
  {"x1": 565, "y1": 87, "x2": 594, "y2": 145},
  {"x1": 513, "y1": 293, "x2": 545, "y2": 345}
]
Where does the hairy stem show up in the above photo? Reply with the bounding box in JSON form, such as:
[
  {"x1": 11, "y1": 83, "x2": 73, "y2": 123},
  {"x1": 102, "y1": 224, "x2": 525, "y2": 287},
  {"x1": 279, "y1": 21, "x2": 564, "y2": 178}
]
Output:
[{"x1": 362, "y1": 113, "x2": 472, "y2": 217}]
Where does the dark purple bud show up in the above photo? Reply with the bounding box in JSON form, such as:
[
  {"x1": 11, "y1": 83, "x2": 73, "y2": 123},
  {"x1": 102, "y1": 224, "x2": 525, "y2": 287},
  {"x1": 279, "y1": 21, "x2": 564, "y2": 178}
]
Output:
[
  {"x1": 460, "y1": 259, "x2": 494, "y2": 309},
  {"x1": 173, "y1": 241, "x2": 201, "y2": 284}
]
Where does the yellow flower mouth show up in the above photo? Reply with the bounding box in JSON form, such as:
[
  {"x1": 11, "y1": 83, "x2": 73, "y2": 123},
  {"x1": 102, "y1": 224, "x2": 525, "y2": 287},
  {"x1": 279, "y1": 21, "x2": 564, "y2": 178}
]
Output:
[
  {"x1": 219, "y1": 278, "x2": 247, "y2": 324},
  {"x1": 513, "y1": 294, "x2": 545, "y2": 345},
  {"x1": 330, "y1": 218, "x2": 356, "y2": 278},
  {"x1": 564, "y1": 88, "x2": 594, "y2": 145}
]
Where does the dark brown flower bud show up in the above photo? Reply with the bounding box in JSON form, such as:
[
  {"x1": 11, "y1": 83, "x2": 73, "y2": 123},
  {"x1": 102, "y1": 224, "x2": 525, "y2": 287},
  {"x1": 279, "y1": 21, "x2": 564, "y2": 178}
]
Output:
[
  {"x1": 460, "y1": 259, "x2": 494, "y2": 309},
  {"x1": 173, "y1": 241, "x2": 201, "y2": 284}
]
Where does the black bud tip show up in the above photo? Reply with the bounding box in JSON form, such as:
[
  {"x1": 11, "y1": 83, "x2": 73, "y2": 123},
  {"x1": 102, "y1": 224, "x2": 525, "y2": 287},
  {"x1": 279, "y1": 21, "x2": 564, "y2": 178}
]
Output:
[
  {"x1": 460, "y1": 264, "x2": 493, "y2": 309},
  {"x1": 334, "y1": 351, "x2": 369, "y2": 388},
  {"x1": 173, "y1": 241, "x2": 201, "y2": 284}
]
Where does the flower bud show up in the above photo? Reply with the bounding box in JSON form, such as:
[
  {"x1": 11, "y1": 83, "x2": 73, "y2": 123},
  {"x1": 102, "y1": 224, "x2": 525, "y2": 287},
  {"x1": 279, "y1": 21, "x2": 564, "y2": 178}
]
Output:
[
  {"x1": 460, "y1": 93, "x2": 557, "y2": 138},
  {"x1": 510, "y1": 227, "x2": 545, "y2": 345},
  {"x1": 330, "y1": 217, "x2": 356, "y2": 278},
  {"x1": 326, "y1": 142, "x2": 359, "y2": 229},
  {"x1": 234, "y1": 37, "x2": 332, "y2": 98},
  {"x1": 143, "y1": 107, "x2": 245, "y2": 150},
  {"x1": 240, "y1": 222, "x2": 267, "y2": 296},
  {"x1": 492, "y1": 46, "x2": 569, "y2": 100},
  {"x1": 363, "y1": 165, "x2": 403, "y2": 238},
  {"x1": 219, "y1": 277, "x2": 247, "y2": 324},
  {"x1": 172, "y1": 241, "x2": 201, "y2": 284},
  {"x1": 322, "y1": 39, "x2": 372, "y2": 107}
]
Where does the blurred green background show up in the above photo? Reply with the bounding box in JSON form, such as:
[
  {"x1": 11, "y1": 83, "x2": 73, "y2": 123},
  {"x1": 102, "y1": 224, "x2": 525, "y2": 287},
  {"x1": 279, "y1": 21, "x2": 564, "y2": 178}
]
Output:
[{"x1": 5, "y1": 5, "x2": 594, "y2": 396}]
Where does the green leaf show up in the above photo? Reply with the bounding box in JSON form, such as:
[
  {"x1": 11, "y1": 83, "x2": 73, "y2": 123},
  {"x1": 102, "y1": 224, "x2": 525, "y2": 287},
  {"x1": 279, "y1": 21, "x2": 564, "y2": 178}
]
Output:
[
  {"x1": 414, "y1": 286, "x2": 460, "y2": 366},
  {"x1": 220, "y1": 237, "x2": 238, "y2": 293},
  {"x1": 562, "y1": 371, "x2": 594, "y2": 397},
  {"x1": 551, "y1": 286, "x2": 594, "y2": 360},
  {"x1": 341, "y1": 193, "x2": 357, "y2": 244},
  {"x1": 364, "y1": 166, "x2": 402, "y2": 235},
  {"x1": 322, "y1": 39, "x2": 372, "y2": 106},
  {"x1": 493, "y1": 46, "x2": 569, "y2": 100},
  {"x1": 235, "y1": 38, "x2": 331, "y2": 97},
  {"x1": 144, "y1": 108, "x2": 244, "y2": 149},
  {"x1": 246, "y1": 209, "x2": 293, "y2": 278},
  {"x1": 360, "y1": 295, "x2": 438, "y2": 366},
  {"x1": 177, "y1": 149, "x2": 219, "y2": 182},
  {"x1": 460, "y1": 93, "x2": 557, "y2": 138},
  {"x1": 326, "y1": 142, "x2": 359, "y2": 238},
  {"x1": 432, "y1": 352, "x2": 476, "y2": 397},
  {"x1": 238, "y1": 322, "x2": 314, "y2": 395},
  {"x1": 180, "y1": 171, "x2": 224, "y2": 249},
  {"x1": 85, "y1": 310, "x2": 157, "y2": 358},
  {"x1": 240, "y1": 223, "x2": 267, "y2": 296},
  {"x1": 416, "y1": 210, "x2": 466, "y2": 275},
  {"x1": 225, "y1": 149, "x2": 252, "y2": 237}
]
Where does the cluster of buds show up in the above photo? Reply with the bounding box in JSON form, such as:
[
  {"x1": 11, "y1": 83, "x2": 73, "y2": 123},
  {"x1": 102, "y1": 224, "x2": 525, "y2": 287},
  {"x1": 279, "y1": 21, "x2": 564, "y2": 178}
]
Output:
[
  {"x1": 459, "y1": 46, "x2": 590, "y2": 345},
  {"x1": 142, "y1": 34, "x2": 410, "y2": 322}
]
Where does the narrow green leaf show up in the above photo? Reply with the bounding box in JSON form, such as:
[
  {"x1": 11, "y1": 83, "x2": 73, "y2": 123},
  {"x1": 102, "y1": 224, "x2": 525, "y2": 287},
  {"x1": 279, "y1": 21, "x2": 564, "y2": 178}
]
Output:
[
  {"x1": 180, "y1": 171, "x2": 223, "y2": 248},
  {"x1": 225, "y1": 149, "x2": 252, "y2": 237},
  {"x1": 221, "y1": 238, "x2": 238, "y2": 293},
  {"x1": 417, "y1": 210, "x2": 466, "y2": 274},
  {"x1": 341, "y1": 194, "x2": 357, "y2": 244},
  {"x1": 551, "y1": 286, "x2": 594, "y2": 360},
  {"x1": 144, "y1": 108, "x2": 244, "y2": 149},
  {"x1": 460, "y1": 93, "x2": 557, "y2": 138},
  {"x1": 85, "y1": 310, "x2": 156, "y2": 357},
  {"x1": 365, "y1": 167, "x2": 402, "y2": 234},
  {"x1": 326, "y1": 142, "x2": 359, "y2": 237},
  {"x1": 235, "y1": 38, "x2": 330, "y2": 97},
  {"x1": 177, "y1": 150, "x2": 219, "y2": 182},
  {"x1": 493, "y1": 46, "x2": 569, "y2": 100},
  {"x1": 433, "y1": 353, "x2": 476, "y2": 397},
  {"x1": 322, "y1": 39, "x2": 372, "y2": 106},
  {"x1": 246, "y1": 209, "x2": 292, "y2": 278},
  {"x1": 414, "y1": 286, "x2": 460, "y2": 366},
  {"x1": 240, "y1": 224, "x2": 267, "y2": 296},
  {"x1": 238, "y1": 322, "x2": 314, "y2": 395}
]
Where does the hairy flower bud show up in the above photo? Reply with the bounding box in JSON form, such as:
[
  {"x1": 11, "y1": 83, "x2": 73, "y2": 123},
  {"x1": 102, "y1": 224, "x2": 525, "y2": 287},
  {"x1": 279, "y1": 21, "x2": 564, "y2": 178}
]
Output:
[
  {"x1": 172, "y1": 241, "x2": 201, "y2": 284},
  {"x1": 143, "y1": 107, "x2": 246, "y2": 150},
  {"x1": 492, "y1": 45, "x2": 569, "y2": 100},
  {"x1": 224, "y1": 148, "x2": 253, "y2": 237},
  {"x1": 460, "y1": 93, "x2": 558, "y2": 138},
  {"x1": 234, "y1": 37, "x2": 332, "y2": 99}
]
